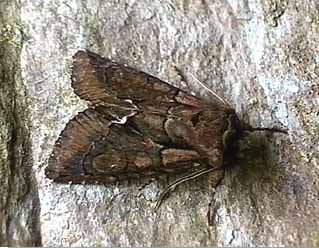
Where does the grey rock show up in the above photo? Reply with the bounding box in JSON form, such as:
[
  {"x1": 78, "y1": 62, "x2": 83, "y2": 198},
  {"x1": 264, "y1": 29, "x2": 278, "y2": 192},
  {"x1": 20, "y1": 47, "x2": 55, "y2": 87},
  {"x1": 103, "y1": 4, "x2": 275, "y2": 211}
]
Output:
[{"x1": 1, "y1": 0, "x2": 318, "y2": 246}]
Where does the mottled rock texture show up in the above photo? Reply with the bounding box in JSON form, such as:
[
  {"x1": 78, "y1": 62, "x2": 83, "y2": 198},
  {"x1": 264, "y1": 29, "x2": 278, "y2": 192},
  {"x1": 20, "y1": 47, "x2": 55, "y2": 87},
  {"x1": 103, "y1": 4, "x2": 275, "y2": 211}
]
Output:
[
  {"x1": 0, "y1": 0, "x2": 318, "y2": 246},
  {"x1": 0, "y1": 1, "x2": 41, "y2": 246}
]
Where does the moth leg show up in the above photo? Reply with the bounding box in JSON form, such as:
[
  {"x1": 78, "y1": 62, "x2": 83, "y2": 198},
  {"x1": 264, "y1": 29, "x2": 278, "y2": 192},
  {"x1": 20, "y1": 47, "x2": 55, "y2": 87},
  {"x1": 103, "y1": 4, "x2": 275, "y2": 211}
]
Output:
[{"x1": 154, "y1": 167, "x2": 218, "y2": 210}]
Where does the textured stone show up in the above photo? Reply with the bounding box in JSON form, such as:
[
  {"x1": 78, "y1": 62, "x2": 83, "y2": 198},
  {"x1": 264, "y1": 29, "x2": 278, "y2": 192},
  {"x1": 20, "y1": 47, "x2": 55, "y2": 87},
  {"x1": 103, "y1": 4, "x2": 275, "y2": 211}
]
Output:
[
  {"x1": 0, "y1": 1, "x2": 41, "y2": 246},
  {"x1": 0, "y1": 0, "x2": 318, "y2": 246}
]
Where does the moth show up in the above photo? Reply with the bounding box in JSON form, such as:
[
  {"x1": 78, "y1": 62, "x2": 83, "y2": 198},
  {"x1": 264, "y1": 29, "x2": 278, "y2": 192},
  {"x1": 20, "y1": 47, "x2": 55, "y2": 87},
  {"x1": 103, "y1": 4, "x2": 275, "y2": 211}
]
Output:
[{"x1": 45, "y1": 50, "x2": 286, "y2": 204}]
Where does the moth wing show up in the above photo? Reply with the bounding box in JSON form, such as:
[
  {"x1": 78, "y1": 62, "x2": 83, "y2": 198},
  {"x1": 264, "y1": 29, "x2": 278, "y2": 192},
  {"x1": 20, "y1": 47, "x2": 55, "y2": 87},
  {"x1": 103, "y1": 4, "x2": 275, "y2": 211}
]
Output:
[
  {"x1": 46, "y1": 108, "x2": 113, "y2": 183},
  {"x1": 72, "y1": 50, "x2": 177, "y2": 106},
  {"x1": 46, "y1": 107, "x2": 207, "y2": 184}
]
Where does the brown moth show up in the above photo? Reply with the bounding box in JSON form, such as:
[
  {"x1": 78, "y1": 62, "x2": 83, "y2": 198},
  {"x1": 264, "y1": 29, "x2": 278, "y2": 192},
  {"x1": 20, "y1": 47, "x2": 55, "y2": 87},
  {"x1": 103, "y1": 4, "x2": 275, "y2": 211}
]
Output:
[{"x1": 45, "y1": 50, "x2": 286, "y2": 201}]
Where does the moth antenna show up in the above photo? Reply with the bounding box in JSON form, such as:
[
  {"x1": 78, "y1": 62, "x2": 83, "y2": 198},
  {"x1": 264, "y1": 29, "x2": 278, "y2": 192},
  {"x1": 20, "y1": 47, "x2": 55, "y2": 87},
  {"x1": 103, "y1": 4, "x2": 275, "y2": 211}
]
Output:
[
  {"x1": 189, "y1": 73, "x2": 231, "y2": 106},
  {"x1": 174, "y1": 66, "x2": 231, "y2": 106},
  {"x1": 242, "y1": 123, "x2": 288, "y2": 134},
  {"x1": 155, "y1": 167, "x2": 217, "y2": 210}
]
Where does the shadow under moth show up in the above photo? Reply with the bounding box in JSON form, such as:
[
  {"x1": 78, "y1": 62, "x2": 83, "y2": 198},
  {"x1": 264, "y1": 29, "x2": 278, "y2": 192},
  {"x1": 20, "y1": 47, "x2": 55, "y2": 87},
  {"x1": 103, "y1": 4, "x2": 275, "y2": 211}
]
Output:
[{"x1": 45, "y1": 50, "x2": 286, "y2": 207}]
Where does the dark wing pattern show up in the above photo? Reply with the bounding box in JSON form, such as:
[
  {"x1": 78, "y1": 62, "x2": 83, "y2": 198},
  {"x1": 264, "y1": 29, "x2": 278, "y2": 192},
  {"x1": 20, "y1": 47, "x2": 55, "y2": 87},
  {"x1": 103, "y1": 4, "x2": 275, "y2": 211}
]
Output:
[{"x1": 46, "y1": 50, "x2": 240, "y2": 184}]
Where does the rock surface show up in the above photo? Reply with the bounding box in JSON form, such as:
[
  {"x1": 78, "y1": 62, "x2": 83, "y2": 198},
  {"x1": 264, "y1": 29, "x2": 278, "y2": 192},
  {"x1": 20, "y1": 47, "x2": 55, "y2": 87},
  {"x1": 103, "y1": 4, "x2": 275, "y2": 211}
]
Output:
[
  {"x1": 0, "y1": 1, "x2": 41, "y2": 246},
  {"x1": 0, "y1": 0, "x2": 318, "y2": 246}
]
